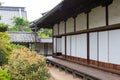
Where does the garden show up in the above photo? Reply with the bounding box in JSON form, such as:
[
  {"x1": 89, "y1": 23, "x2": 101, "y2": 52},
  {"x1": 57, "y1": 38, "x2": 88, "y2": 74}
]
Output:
[
  {"x1": 0, "y1": 19, "x2": 50, "y2": 80},
  {"x1": 0, "y1": 32, "x2": 50, "y2": 80}
]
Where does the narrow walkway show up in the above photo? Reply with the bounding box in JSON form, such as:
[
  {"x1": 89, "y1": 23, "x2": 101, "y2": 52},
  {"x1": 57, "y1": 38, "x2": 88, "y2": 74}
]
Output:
[{"x1": 47, "y1": 57, "x2": 120, "y2": 80}]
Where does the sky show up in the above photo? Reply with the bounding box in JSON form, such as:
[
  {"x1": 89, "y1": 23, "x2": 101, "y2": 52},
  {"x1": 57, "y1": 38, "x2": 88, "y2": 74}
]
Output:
[{"x1": 0, "y1": 0, "x2": 62, "y2": 21}]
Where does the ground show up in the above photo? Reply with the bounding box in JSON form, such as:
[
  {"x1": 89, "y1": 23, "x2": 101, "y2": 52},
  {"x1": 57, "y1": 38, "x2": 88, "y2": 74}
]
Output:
[{"x1": 48, "y1": 66, "x2": 82, "y2": 80}]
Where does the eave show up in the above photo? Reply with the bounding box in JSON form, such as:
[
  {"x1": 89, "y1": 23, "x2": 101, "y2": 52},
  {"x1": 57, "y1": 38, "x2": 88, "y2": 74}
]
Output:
[{"x1": 30, "y1": 0, "x2": 113, "y2": 31}]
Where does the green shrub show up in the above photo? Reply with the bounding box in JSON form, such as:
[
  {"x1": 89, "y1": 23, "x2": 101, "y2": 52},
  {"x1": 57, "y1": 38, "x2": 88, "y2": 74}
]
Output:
[
  {"x1": 7, "y1": 48, "x2": 50, "y2": 80},
  {"x1": 0, "y1": 67, "x2": 10, "y2": 80},
  {"x1": 0, "y1": 23, "x2": 8, "y2": 32},
  {"x1": 11, "y1": 43, "x2": 26, "y2": 49},
  {"x1": 0, "y1": 32, "x2": 12, "y2": 66}
]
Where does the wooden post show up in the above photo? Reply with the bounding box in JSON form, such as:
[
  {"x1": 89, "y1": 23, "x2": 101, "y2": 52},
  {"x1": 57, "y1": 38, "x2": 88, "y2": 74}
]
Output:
[
  {"x1": 52, "y1": 26, "x2": 54, "y2": 56},
  {"x1": 106, "y1": 5, "x2": 109, "y2": 26},
  {"x1": 44, "y1": 43, "x2": 48, "y2": 56},
  {"x1": 87, "y1": 13, "x2": 90, "y2": 64},
  {"x1": 58, "y1": 23, "x2": 60, "y2": 35},
  {"x1": 73, "y1": 16, "x2": 77, "y2": 32},
  {"x1": 64, "y1": 19, "x2": 67, "y2": 58}
]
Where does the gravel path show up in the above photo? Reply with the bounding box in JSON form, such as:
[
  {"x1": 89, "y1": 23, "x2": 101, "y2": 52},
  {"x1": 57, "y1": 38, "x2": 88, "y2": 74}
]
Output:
[{"x1": 48, "y1": 66, "x2": 82, "y2": 80}]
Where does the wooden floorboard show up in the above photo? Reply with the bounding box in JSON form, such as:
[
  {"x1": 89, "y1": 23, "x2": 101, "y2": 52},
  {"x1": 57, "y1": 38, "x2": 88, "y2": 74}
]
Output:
[{"x1": 47, "y1": 57, "x2": 120, "y2": 80}]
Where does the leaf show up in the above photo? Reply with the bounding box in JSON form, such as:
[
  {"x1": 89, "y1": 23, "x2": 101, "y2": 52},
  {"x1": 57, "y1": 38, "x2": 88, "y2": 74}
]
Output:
[{"x1": 9, "y1": 16, "x2": 32, "y2": 32}]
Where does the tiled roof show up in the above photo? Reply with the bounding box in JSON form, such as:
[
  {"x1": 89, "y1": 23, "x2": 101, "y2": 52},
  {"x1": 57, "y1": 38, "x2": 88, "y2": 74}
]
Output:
[{"x1": 9, "y1": 32, "x2": 39, "y2": 43}]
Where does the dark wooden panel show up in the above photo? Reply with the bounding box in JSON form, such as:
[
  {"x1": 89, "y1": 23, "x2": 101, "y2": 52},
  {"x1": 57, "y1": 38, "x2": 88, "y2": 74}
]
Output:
[
  {"x1": 59, "y1": 55, "x2": 120, "y2": 71},
  {"x1": 53, "y1": 55, "x2": 120, "y2": 75}
]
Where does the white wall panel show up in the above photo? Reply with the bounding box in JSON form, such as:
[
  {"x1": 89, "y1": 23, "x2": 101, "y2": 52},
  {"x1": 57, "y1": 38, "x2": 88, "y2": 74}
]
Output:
[
  {"x1": 71, "y1": 35, "x2": 76, "y2": 56},
  {"x1": 109, "y1": 29, "x2": 120, "y2": 64},
  {"x1": 79, "y1": 34, "x2": 87, "y2": 59},
  {"x1": 76, "y1": 34, "x2": 81, "y2": 57},
  {"x1": 62, "y1": 36, "x2": 65, "y2": 54},
  {"x1": 67, "y1": 36, "x2": 71, "y2": 56},
  {"x1": 53, "y1": 38, "x2": 56, "y2": 53},
  {"x1": 66, "y1": 18, "x2": 74, "y2": 33},
  {"x1": 90, "y1": 32, "x2": 98, "y2": 60},
  {"x1": 53, "y1": 24, "x2": 58, "y2": 35},
  {"x1": 76, "y1": 13, "x2": 87, "y2": 31},
  {"x1": 39, "y1": 43, "x2": 44, "y2": 55},
  {"x1": 89, "y1": 6, "x2": 106, "y2": 28},
  {"x1": 99, "y1": 31, "x2": 109, "y2": 62},
  {"x1": 48, "y1": 44, "x2": 52, "y2": 55},
  {"x1": 57, "y1": 38, "x2": 62, "y2": 52},
  {"x1": 109, "y1": 0, "x2": 120, "y2": 25},
  {"x1": 59, "y1": 21, "x2": 65, "y2": 34}
]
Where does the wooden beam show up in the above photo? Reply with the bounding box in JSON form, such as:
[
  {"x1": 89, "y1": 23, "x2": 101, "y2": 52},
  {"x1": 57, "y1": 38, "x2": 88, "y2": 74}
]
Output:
[
  {"x1": 52, "y1": 26, "x2": 54, "y2": 55},
  {"x1": 73, "y1": 16, "x2": 77, "y2": 32},
  {"x1": 44, "y1": 43, "x2": 48, "y2": 56},
  {"x1": 58, "y1": 23, "x2": 60, "y2": 35},
  {"x1": 106, "y1": 5, "x2": 109, "y2": 26},
  {"x1": 64, "y1": 19, "x2": 67, "y2": 57},
  {"x1": 87, "y1": 13, "x2": 90, "y2": 64},
  {"x1": 87, "y1": 33, "x2": 90, "y2": 64}
]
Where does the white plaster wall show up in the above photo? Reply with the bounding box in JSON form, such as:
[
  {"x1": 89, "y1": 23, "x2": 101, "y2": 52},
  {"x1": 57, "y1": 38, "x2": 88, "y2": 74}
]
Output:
[
  {"x1": 99, "y1": 31, "x2": 109, "y2": 62},
  {"x1": 79, "y1": 34, "x2": 87, "y2": 59},
  {"x1": 76, "y1": 34, "x2": 81, "y2": 57},
  {"x1": 62, "y1": 36, "x2": 65, "y2": 54},
  {"x1": 67, "y1": 36, "x2": 71, "y2": 55},
  {"x1": 48, "y1": 44, "x2": 52, "y2": 55},
  {"x1": 66, "y1": 17, "x2": 74, "y2": 33},
  {"x1": 89, "y1": 6, "x2": 106, "y2": 28},
  {"x1": 109, "y1": 0, "x2": 120, "y2": 25},
  {"x1": 59, "y1": 38, "x2": 62, "y2": 52},
  {"x1": 76, "y1": 13, "x2": 87, "y2": 31},
  {"x1": 57, "y1": 38, "x2": 62, "y2": 52},
  {"x1": 39, "y1": 43, "x2": 44, "y2": 55},
  {"x1": 53, "y1": 38, "x2": 56, "y2": 53},
  {"x1": 53, "y1": 24, "x2": 58, "y2": 35},
  {"x1": 90, "y1": 32, "x2": 98, "y2": 60},
  {"x1": 109, "y1": 29, "x2": 120, "y2": 64},
  {"x1": 59, "y1": 21, "x2": 65, "y2": 34},
  {"x1": 71, "y1": 35, "x2": 76, "y2": 56}
]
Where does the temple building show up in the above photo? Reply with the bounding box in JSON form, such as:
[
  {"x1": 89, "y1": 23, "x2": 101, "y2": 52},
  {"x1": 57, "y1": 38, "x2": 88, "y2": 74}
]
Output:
[
  {"x1": 30, "y1": 0, "x2": 120, "y2": 79},
  {"x1": 0, "y1": 6, "x2": 27, "y2": 27}
]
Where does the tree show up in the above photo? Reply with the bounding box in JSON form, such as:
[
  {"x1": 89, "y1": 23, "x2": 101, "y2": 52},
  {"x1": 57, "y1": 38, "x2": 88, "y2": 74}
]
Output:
[
  {"x1": 0, "y1": 2, "x2": 4, "y2": 6},
  {"x1": 0, "y1": 16, "x2": 1, "y2": 20},
  {"x1": 0, "y1": 23, "x2": 8, "y2": 32},
  {"x1": 9, "y1": 17, "x2": 32, "y2": 32},
  {"x1": 0, "y1": 16, "x2": 8, "y2": 32},
  {"x1": 0, "y1": 32, "x2": 12, "y2": 66},
  {"x1": 37, "y1": 28, "x2": 52, "y2": 38}
]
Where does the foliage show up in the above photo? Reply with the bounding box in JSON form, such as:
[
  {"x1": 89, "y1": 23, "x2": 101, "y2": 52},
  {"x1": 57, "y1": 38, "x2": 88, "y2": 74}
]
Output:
[
  {"x1": 8, "y1": 16, "x2": 32, "y2": 32},
  {"x1": 0, "y1": 16, "x2": 8, "y2": 32},
  {"x1": 0, "y1": 32, "x2": 12, "y2": 66},
  {"x1": 11, "y1": 43, "x2": 26, "y2": 49},
  {"x1": 0, "y1": 67, "x2": 10, "y2": 80},
  {"x1": 37, "y1": 28, "x2": 52, "y2": 38},
  {"x1": 0, "y1": 16, "x2": 1, "y2": 20},
  {"x1": 6, "y1": 48, "x2": 50, "y2": 80},
  {"x1": 0, "y1": 23, "x2": 8, "y2": 32}
]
